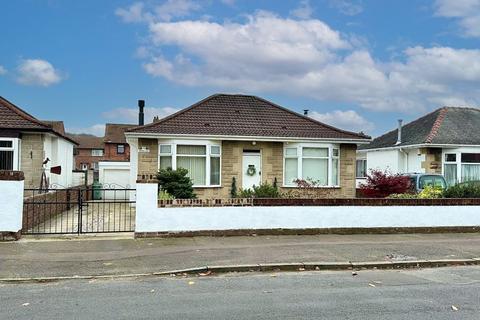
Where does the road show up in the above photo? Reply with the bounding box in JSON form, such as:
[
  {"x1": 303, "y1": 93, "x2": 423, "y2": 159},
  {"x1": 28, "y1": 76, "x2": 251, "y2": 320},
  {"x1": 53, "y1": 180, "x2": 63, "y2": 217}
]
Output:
[{"x1": 2, "y1": 266, "x2": 480, "y2": 319}]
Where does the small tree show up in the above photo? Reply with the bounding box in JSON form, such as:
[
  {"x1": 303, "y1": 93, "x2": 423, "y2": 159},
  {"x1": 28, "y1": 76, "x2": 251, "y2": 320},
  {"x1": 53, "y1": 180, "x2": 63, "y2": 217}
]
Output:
[
  {"x1": 360, "y1": 169, "x2": 411, "y2": 198},
  {"x1": 156, "y1": 167, "x2": 196, "y2": 199},
  {"x1": 230, "y1": 177, "x2": 238, "y2": 198}
]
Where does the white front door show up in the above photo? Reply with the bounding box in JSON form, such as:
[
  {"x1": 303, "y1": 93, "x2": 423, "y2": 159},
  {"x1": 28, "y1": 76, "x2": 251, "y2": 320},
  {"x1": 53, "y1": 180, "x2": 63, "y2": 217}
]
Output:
[{"x1": 242, "y1": 152, "x2": 261, "y2": 189}]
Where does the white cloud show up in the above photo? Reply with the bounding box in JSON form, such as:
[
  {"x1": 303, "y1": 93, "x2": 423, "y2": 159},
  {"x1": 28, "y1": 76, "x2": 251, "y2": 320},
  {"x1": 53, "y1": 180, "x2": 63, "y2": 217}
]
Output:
[
  {"x1": 310, "y1": 110, "x2": 374, "y2": 133},
  {"x1": 290, "y1": 0, "x2": 313, "y2": 20},
  {"x1": 329, "y1": 0, "x2": 363, "y2": 16},
  {"x1": 102, "y1": 106, "x2": 179, "y2": 124},
  {"x1": 434, "y1": 0, "x2": 480, "y2": 37},
  {"x1": 68, "y1": 124, "x2": 106, "y2": 137},
  {"x1": 16, "y1": 59, "x2": 62, "y2": 87},
  {"x1": 116, "y1": 0, "x2": 200, "y2": 23},
  {"x1": 122, "y1": 8, "x2": 480, "y2": 114},
  {"x1": 0, "y1": 65, "x2": 6, "y2": 75}
]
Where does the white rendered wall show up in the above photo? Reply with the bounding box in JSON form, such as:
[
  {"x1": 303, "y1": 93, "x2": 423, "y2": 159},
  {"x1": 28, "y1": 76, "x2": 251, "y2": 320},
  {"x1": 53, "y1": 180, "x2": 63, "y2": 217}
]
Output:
[
  {"x1": 136, "y1": 183, "x2": 480, "y2": 233},
  {"x1": 366, "y1": 150, "x2": 401, "y2": 173},
  {"x1": 0, "y1": 180, "x2": 24, "y2": 232}
]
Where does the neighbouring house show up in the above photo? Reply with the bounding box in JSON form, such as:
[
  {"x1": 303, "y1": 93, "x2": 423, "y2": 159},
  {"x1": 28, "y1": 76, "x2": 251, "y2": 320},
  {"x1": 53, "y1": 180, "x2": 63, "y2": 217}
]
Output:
[
  {"x1": 0, "y1": 96, "x2": 78, "y2": 188},
  {"x1": 125, "y1": 94, "x2": 371, "y2": 199},
  {"x1": 103, "y1": 123, "x2": 136, "y2": 161},
  {"x1": 358, "y1": 107, "x2": 480, "y2": 186},
  {"x1": 68, "y1": 133, "x2": 105, "y2": 171}
]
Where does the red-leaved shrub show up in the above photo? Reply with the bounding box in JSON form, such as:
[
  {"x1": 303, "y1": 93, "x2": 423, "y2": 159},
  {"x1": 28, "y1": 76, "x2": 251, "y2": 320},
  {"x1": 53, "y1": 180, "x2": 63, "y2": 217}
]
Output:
[{"x1": 360, "y1": 169, "x2": 411, "y2": 198}]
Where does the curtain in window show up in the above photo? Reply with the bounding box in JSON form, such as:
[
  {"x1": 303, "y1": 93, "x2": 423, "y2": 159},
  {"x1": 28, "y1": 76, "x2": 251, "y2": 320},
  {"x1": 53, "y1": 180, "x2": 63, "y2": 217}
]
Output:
[
  {"x1": 461, "y1": 164, "x2": 480, "y2": 182},
  {"x1": 356, "y1": 160, "x2": 366, "y2": 178},
  {"x1": 177, "y1": 145, "x2": 206, "y2": 155},
  {"x1": 0, "y1": 150, "x2": 13, "y2": 170},
  {"x1": 302, "y1": 158, "x2": 328, "y2": 185},
  {"x1": 210, "y1": 157, "x2": 220, "y2": 185},
  {"x1": 284, "y1": 158, "x2": 298, "y2": 185},
  {"x1": 444, "y1": 164, "x2": 457, "y2": 186},
  {"x1": 177, "y1": 156, "x2": 206, "y2": 185},
  {"x1": 332, "y1": 159, "x2": 339, "y2": 186},
  {"x1": 159, "y1": 156, "x2": 172, "y2": 170}
]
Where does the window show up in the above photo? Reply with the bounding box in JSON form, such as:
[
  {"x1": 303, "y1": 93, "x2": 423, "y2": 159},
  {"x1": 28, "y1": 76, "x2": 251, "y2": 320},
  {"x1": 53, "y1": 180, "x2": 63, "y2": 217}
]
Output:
[
  {"x1": 159, "y1": 143, "x2": 221, "y2": 186},
  {"x1": 91, "y1": 149, "x2": 104, "y2": 157},
  {"x1": 0, "y1": 139, "x2": 16, "y2": 170},
  {"x1": 92, "y1": 162, "x2": 99, "y2": 170},
  {"x1": 461, "y1": 153, "x2": 480, "y2": 183},
  {"x1": 419, "y1": 175, "x2": 446, "y2": 189},
  {"x1": 356, "y1": 159, "x2": 367, "y2": 178},
  {"x1": 117, "y1": 144, "x2": 125, "y2": 154},
  {"x1": 444, "y1": 153, "x2": 457, "y2": 186},
  {"x1": 283, "y1": 144, "x2": 340, "y2": 187}
]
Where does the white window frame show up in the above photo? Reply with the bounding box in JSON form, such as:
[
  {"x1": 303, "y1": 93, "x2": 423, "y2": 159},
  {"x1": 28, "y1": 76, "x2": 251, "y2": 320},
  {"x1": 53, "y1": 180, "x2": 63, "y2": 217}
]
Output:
[
  {"x1": 442, "y1": 148, "x2": 480, "y2": 184},
  {"x1": 283, "y1": 143, "x2": 340, "y2": 187},
  {"x1": 356, "y1": 159, "x2": 367, "y2": 179},
  {"x1": 91, "y1": 149, "x2": 104, "y2": 157},
  {"x1": 158, "y1": 140, "x2": 222, "y2": 187},
  {"x1": 0, "y1": 138, "x2": 20, "y2": 171}
]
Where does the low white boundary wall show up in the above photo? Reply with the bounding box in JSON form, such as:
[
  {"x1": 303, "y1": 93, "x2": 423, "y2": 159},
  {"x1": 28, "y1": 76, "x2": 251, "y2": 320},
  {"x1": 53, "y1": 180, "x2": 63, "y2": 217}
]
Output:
[
  {"x1": 0, "y1": 179, "x2": 24, "y2": 232},
  {"x1": 136, "y1": 183, "x2": 480, "y2": 233}
]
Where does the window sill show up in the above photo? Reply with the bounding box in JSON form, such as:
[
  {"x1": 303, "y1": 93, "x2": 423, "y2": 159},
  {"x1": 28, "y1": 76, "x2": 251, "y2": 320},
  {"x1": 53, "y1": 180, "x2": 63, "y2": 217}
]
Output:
[
  {"x1": 282, "y1": 185, "x2": 341, "y2": 189},
  {"x1": 193, "y1": 185, "x2": 222, "y2": 188}
]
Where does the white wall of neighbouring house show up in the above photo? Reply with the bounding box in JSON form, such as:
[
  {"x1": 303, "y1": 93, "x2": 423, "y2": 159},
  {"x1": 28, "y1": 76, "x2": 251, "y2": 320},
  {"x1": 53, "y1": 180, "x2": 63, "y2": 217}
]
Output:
[
  {"x1": 366, "y1": 150, "x2": 401, "y2": 173},
  {"x1": 135, "y1": 182, "x2": 480, "y2": 233},
  {"x1": 44, "y1": 135, "x2": 74, "y2": 187},
  {"x1": 0, "y1": 179, "x2": 24, "y2": 232}
]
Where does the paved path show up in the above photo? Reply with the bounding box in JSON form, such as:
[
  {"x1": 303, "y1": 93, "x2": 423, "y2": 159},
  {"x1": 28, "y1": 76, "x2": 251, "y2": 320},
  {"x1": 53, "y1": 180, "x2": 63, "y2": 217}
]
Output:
[
  {"x1": 2, "y1": 266, "x2": 480, "y2": 319},
  {"x1": 1, "y1": 233, "x2": 480, "y2": 278}
]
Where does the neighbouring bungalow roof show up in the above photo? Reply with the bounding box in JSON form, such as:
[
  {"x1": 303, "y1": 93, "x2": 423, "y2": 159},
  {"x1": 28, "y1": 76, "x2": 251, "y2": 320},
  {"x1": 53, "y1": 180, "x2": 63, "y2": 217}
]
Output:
[
  {"x1": 43, "y1": 120, "x2": 66, "y2": 136},
  {"x1": 0, "y1": 96, "x2": 78, "y2": 145},
  {"x1": 67, "y1": 133, "x2": 104, "y2": 149},
  {"x1": 104, "y1": 123, "x2": 137, "y2": 144},
  {"x1": 127, "y1": 94, "x2": 370, "y2": 141},
  {"x1": 361, "y1": 107, "x2": 480, "y2": 150}
]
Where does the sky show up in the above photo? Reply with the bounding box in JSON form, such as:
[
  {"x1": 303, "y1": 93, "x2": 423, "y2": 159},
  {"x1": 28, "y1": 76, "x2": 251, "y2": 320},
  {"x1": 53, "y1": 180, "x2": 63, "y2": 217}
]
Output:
[{"x1": 1, "y1": 0, "x2": 479, "y2": 137}]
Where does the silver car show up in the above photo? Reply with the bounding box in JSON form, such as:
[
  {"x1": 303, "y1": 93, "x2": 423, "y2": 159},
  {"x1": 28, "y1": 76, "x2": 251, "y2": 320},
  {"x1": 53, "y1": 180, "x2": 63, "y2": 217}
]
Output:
[{"x1": 402, "y1": 173, "x2": 447, "y2": 192}]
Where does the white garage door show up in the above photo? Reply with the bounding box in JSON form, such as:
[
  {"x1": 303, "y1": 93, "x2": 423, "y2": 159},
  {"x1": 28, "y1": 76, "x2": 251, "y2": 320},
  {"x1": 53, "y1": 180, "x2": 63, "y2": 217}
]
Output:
[{"x1": 101, "y1": 168, "x2": 131, "y2": 200}]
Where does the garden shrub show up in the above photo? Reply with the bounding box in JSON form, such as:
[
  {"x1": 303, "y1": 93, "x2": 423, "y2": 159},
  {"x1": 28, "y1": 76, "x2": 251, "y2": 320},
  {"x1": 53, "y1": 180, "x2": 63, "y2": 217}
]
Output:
[
  {"x1": 230, "y1": 177, "x2": 238, "y2": 198},
  {"x1": 158, "y1": 190, "x2": 175, "y2": 200},
  {"x1": 360, "y1": 169, "x2": 411, "y2": 198},
  {"x1": 388, "y1": 185, "x2": 443, "y2": 199},
  {"x1": 156, "y1": 167, "x2": 196, "y2": 199},
  {"x1": 443, "y1": 182, "x2": 480, "y2": 198},
  {"x1": 237, "y1": 181, "x2": 280, "y2": 198}
]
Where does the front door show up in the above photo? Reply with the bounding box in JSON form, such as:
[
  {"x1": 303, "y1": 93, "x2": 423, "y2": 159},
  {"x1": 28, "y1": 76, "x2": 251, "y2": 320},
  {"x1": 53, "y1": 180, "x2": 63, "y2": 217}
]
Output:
[{"x1": 242, "y1": 152, "x2": 261, "y2": 189}]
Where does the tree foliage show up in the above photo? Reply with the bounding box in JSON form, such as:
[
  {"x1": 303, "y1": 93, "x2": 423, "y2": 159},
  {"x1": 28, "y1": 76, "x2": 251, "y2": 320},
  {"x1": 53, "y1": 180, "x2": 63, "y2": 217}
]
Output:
[
  {"x1": 156, "y1": 167, "x2": 196, "y2": 199},
  {"x1": 360, "y1": 169, "x2": 411, "y2": 198}
]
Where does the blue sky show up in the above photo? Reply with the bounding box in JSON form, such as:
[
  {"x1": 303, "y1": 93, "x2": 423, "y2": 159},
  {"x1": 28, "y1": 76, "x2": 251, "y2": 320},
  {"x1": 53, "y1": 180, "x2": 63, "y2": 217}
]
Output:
[{"x1": 1, "y1": 0, "x2": 479, "y2": 137}]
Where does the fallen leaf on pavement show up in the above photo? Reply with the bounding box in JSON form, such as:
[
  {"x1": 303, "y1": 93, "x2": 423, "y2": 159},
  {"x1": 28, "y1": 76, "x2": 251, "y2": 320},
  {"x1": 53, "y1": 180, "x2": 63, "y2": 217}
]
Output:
[
  {"x1": 263, "y1": 290, "x2": 272, "y2": 294},
  {"x1": 188, "y1": 281, "x2": 195, "y2": 285},
  {"x1": 270, "y1": 274, "x2": 277, "y2": 278},
  {"x1": 22, "y1": 303, "x2": 30, "y2": 307},
  {"x1": 199, "y1": 271, "x2": 212, "y2": 277},
  {"x1": 368, "y1": 283, "x2": 376, "y2": 287},
  {"x1": 103, "y1": 262, "x2": 113, "y2": 266},
  {"x1": 150, "y1": 289, "x2": 155, "y2": 293},
  {"x1": 451, "y1": 305, "x2": 459, "y2": 311},
  {"x1": 298, "y1": 268, "x2": 305, "y2": 271},
  {"x1": 373, "y1": 281, "x2": 382, "y2": 284}
]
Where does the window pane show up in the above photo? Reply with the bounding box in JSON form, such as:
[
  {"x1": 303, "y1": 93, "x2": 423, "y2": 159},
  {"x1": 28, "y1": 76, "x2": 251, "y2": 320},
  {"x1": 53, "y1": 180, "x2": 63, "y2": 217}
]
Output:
[
  {"x1": 0, "y1": 150, "x2": 14, "y2": 170},
  {"x1": 419, "y1": 176, "x2": 435, "y2": 189},
  {"x1": 159, "y1": 156, "x2": 172, "y2": 170},
  {"x1": 445, "y1": 154, "x2": 456, "y2": 162},
  {"x1": 177, "y1": 145, "x2": 206, "y2": 155},
  {"x1": 332, "y1": 159, "x2": 339, "y2": 186},
  {"x1": 285, "y1": 148, "x2": 297, "y2": 157},
  {"x1": 160, "y1": 145, "x2": 171, "y2": 154},
  {"x1": 177, "y1": 156, "x2": 206, "y2": 185},
  {"x1": 302, "y1": 158, "x2": 328, "y2": 185},
  {"x1": 461, "y1": 153, "x2": 480, "y2": 163},
  {"x1": 303, "y1": 147, "x2": 328, "y2": 157},
  {"x1": 356, "y1": 160, "x2": 366, "y2": 178},
  {"x1": 461, "y1": 164, "x2": 480, "y2": 182},
  {"x1": 284, "y1": 158, "x2": 298, "y2": 185},
  {"x1": 117, "y1": 144, "x2": 125, "y2": 154},
  {"x1": 333, "y1": 148, "x2": 339, "y2": 157},
  {"x1": 211, "y1": 146, "x2": 220, "y2": 155},
  {"x1": 91, "y1": 149, "x2": 104, "y2": 156},
  {"x1": 444, "y1": 164, "x2": 457, "y2": 186},
  {"x1": 210, "y1": 157, "x2": 220, "y2": 185},
  {"x1": 0, "y1": 140, "x2": 13, "y2": 148}
]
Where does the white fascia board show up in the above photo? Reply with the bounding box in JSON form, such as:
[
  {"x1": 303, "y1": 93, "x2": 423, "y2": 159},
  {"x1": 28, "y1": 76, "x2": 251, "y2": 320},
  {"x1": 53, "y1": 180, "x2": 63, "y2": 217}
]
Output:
[
  {"x1": 124, "y1": 132, "x2": 372, "y2": 145},
  {"x1": 363, "y1": 143, "x2": 480, "y2": 152}
]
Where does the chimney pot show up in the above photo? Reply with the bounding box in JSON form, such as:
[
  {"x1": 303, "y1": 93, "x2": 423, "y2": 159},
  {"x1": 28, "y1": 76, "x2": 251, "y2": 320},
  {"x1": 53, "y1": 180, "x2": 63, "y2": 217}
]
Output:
[
  {"x1": 304, "y1": 109, "x2": 309, "y2": 116},
  {"x1": 138, "y1": 100, "x2": 145, "y2": 126}
]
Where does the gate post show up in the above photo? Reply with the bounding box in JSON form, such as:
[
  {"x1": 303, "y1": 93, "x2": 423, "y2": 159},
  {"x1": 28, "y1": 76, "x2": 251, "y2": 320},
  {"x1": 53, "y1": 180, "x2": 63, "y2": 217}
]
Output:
[
  {"x1": 77, "y1": 188, "x2": 83, "y2": 234},
  {"x1": 0, "y1": 171, "x2": 24, "y2": 241}
]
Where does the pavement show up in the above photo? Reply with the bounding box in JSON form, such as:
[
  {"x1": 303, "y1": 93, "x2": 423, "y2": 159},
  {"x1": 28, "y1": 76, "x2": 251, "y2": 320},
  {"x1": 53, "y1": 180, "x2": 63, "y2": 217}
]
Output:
[
  {"x1": 2, "y1": 266, "x2": 480, "y2": 319},
  {"x1": 1, "y1": 233, "x2": 480, "y2": 280}
]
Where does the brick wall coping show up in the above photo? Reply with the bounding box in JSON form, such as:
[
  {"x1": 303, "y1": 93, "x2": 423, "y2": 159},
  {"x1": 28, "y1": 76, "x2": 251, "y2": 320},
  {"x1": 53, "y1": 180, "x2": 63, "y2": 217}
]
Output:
[
  {"x1": 158, "y1": 197, "x2": 480, "y2": 207},
  {"x1": 0, "y1": 171, "x2": 24, "y2": 181}
]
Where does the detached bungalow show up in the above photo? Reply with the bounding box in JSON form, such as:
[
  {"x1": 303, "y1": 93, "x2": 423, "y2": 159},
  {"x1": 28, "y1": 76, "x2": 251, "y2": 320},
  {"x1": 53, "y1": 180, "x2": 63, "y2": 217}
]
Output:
[
  {"x1": 358, "y1": 107, "x2": 480, "y2": 186},
  {"x1": 126, "y1": 94, "x2": 370, "y2": 198},
  {"x1": 0, "y1": 96, "x2": 78, "y2": 188}
]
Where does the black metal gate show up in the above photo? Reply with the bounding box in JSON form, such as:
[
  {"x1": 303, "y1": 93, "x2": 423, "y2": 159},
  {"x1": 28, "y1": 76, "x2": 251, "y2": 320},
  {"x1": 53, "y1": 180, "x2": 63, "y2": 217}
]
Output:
[{"x1": 22, "y1": 187, "x2": 136, "y2": 235}]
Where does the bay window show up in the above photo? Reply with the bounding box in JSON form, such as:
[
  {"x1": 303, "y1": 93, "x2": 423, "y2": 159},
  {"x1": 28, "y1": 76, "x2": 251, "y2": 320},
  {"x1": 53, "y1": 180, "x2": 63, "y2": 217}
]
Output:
[
  {"x1": 159, "y1": 143, "x2": 221, "y2": 187},
  {"x1": 443, "y1": 151, "x2": 480, "y2": 185},
  {"x1": 284, "y1": 144, "x2": 340, "y2": 187}
]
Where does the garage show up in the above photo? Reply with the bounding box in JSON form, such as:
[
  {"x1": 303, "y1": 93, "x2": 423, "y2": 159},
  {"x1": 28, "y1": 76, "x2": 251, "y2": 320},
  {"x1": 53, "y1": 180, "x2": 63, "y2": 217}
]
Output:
[{"x1": 98, "y1": 161, "x2": 131, "y2": 200}]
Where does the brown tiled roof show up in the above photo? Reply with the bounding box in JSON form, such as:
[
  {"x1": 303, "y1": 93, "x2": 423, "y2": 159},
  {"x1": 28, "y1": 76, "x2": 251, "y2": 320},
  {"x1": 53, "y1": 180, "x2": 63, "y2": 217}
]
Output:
[
  {"x1": 128, "y1": 94, "x2": 370, "y2": 140},
  {"x1": 0, "y1": 96, "x2": 78, "y2": 144},
  {"x1": 104, "y1": 123, "x2": 137, "y2": 144},
  {"x1": 67, "y1": 133, "x2": 104, "y2": 149}
]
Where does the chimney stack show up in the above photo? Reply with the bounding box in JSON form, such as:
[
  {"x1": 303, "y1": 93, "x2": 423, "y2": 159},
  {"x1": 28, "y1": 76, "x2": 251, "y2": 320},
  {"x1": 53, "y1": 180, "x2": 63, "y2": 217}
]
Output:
[
  {"x1": 396, "y1": 119, "x2": 403, "y2": 145},
  {"x1": 138, "y1": 100, "x2": 145, "y2": 126},
  {"x1": 304, "y1": 109, "x2": 309, "y2": 116}
]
